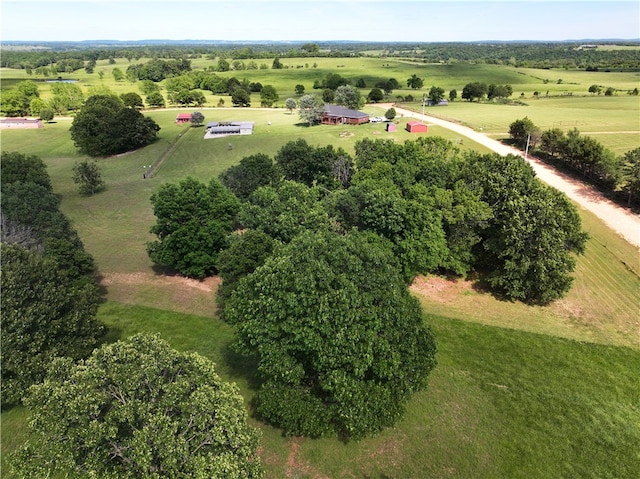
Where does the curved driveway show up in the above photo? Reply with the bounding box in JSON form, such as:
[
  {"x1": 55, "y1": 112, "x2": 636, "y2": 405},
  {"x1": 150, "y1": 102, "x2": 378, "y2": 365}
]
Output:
[{"x1": 389, "y1": 105, "x2": 640, "y2": 248}]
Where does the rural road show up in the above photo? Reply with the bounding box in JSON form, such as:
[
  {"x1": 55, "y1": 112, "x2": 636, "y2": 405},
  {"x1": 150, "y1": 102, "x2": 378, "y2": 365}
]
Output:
[{"x1": 388, "y1": 105, "x2": 640, "y2": 248}]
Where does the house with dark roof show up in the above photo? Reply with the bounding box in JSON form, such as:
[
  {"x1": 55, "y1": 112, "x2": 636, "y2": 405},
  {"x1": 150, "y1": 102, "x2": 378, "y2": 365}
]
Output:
[{"x1": 321, "y1": 105, "x2": 369, "y2": 125}]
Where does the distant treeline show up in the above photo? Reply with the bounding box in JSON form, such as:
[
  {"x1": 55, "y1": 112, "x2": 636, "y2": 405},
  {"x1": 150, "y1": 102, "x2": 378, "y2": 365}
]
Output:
[{"x1": 2, "y1": 41, "x2": 639, "y2": 71}]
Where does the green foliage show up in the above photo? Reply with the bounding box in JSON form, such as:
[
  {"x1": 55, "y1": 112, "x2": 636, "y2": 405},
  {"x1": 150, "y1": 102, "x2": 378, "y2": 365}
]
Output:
[
  {"x1": 275, "y1": 138, "x2": 353, "y2": 189},
  {"x1": 428, "y1": 85, "x2": 445, "y2": 104},
  {"x1": 620, "y1": 147, "x2": 640, "y2": 206},
  {"x1": 334, "y1": 85, "x2": 364, "y2": 110},
  {"x1": 382, "y1": 109, "x2": 395, "y2": 122},
  {"x1": 190, "y1": 111, "x2": 205, "y2": 126},
  {"x1": 0, "y1": 244, "x2": 104, "y2": 406},
  {"x1": 259, "y1": 85, "x2": 279, "y2": 107},
  {"x1": 72, "y1": 159, "x2": 106, "y2": 196},
  {"x1": 508, "y1": 116, "x2": 540, "y2": 148},
  {"x1": 239, "y1": 180, "x2": 331, "y2": 243},
  {"x1": 145, "y1": 91, "x2": 165, "y2": 108},
  {"x1": 119, "y1": 91, "x2": 144, "y2": 109},
  {"x1": 70, "y1": 95, "x2": 160, "y2": 156},
  {"x1": 231, "y1": 88, "x2": 251, "y2": 107},
  {"x1": 297, "y1": 94, "x2": 325, "y2": 126},
  {"x1": 368, "y1": 87, "x2": 384, "y2": 102},
  {"x1": 284, "y1": 97, "x2": 296, "y2": 112},
  {"x1": 463, "y1": 152, "x2": 588, "y2": 303},
  {"x1": 0, "y1": 151, "x2": 52, "y2": 190},
  {"x1": 216, "y1": 230, "x2": 278, "y2": 311},
  {"x1": 461, "y1": 81, "x2": 488, "y2": 101},
  {"x1": 219, "y1": 153, "x2": 281, "y2": 200},
  {"x1": 225, "y1": 230, "x2": 437, "y2": 439},
  {"x1": 11, "y1": 333, "x2": 263, "y2": 478},
  {"x1": 147, "y1": 177, "x2": 240, "y2": 278},
  {"x1": 406, "y1": 74, "x2": 424, "y2": 89},
  {"x1": 1, "y1": 152, "x2": 96, "y2": 279}
]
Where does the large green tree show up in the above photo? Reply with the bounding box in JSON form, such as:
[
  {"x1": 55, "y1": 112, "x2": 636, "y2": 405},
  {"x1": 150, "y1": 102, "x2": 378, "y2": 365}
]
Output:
[
  {"x1": 70, "y1": 95, "x2": 160, "y2": 156},
  {"x1": 147, "y1": 177, "x2": 240, "y2": 278},
  {"x1": 11, "y1": 334, "x2": 263, "y2": 478},
  {"x1": 334, "y1": 85, "x2": 364, "y2": 110},
  {"x1": 463, "y1": 153, "x2": 588, "y2": 303},
  {"x1": 219, "y1": 153, "x2": 281, "y2": 200},
  {"x1": 0, "y1": 245, "x2": 104, "y2": 406},
  {"x1": 406, "y1": 74, "x2": 424, "y2": 90},
  {"x1": 297, "y1": 94, "x2": 325, "y2": 126},
  {"x1": 239, "y1": 180, "x2": 331, "y2": 243},
  {"x1": 259, "y1": 84, "x2": 279, "y2": 107},
  {"x1": 225, "y1": 230, "x2": 437, "y2": 439}
]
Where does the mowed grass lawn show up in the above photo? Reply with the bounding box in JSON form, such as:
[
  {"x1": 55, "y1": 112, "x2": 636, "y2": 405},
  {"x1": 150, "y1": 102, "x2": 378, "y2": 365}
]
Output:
[{"x1": 1, "y1": 96, "x2": 639, "y2": 478}]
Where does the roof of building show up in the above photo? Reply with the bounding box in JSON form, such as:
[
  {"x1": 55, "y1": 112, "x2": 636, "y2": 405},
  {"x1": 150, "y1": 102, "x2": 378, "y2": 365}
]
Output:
[
  {"x1": 176, "y1": 113, "x2": 192, "y2": 119},
  {"x1": 206, "y1": 121, "x2": 254, "y2": 129},
  {"x1": 406, "y1": 121, "x2": 427, "y2": 126},
  {"x1": 1, "y1": 118, "x2": 41, "y2": 123},
  {"x1": 323, "y1": 104, "x2": 369, "y2": 119}
]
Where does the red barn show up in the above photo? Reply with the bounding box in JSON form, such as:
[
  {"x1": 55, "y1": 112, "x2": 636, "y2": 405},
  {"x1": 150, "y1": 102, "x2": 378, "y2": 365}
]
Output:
[
  {"x1": 406, "y1": 121, "x2": 428, "y2": 133},
  {"x1": 176, "y1": 113, "x2": 191, "y2": 124}
]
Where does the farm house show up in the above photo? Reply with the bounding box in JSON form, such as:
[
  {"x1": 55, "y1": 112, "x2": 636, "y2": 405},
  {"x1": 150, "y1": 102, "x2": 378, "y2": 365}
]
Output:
[
  {"x1": 175, "y1": 113, "x2": 191, "y2": 124},
  {"x1": 406, "y1": 121, "x2": 428, "y2": 133},
  {"x1": 321, "y1": 104, "x2": 369, "y2": 125}
]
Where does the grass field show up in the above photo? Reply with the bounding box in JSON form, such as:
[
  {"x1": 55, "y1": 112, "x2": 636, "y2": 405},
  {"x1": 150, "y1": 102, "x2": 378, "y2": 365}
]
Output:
[{"x1": 1, "y1": 63, "x2": 640, "y2": 478}]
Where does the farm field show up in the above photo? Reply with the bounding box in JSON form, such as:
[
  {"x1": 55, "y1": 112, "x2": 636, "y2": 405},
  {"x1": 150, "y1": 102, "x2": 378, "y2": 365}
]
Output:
[{"x1": 1, "y1": 59, "x2": 640, "y2": 478}]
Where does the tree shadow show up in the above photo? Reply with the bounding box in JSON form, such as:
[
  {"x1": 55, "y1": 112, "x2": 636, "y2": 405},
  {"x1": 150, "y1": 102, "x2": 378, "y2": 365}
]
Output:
[{"x1": 221, "y1": 342, "x2": 262, "y2": 391}]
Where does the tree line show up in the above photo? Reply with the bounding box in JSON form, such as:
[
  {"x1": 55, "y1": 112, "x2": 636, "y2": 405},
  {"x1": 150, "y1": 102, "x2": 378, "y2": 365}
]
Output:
[
  {"x1": 509, "y1": 117, "x2": 640, "y2": 206},
  {"x1": 3, "y1": 41, "x2": 639, "y2": 72}
]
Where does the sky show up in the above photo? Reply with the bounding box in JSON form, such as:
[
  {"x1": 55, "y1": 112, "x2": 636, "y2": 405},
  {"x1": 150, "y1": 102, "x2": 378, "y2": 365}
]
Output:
[{"x1": 1, "y1": 0, "x2": 638, "y2": 43}]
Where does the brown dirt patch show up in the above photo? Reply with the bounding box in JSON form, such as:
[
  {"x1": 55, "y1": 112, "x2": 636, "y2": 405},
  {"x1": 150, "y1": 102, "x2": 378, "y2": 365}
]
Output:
[
  {"x1": 410, "y1": 275, "x2": 474, "y2": 303},
  {"x1": 100, "y1": 272, "x2": 220, "y2": 317}
]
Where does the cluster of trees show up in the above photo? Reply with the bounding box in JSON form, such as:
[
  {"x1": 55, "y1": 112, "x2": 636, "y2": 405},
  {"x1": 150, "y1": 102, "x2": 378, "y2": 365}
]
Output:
[
  {"x1": 146, "y1": 137, "x2": 587, "y2": 438},
  {"x1": 126, "y1": 57, "x2": 192, "y2": 82},
  {"x1": 1, "y1": 152, "x2": 104, "y2": 407},
  {"x1": 509, "y1": 117, "x2": 640, "y2": 206},
  {"x1": 2, "y1": 152, "x2": 265, "y2": 477},
  {"x1": 70, "y1": 94, "x2": 160, "y2": 156},
  {"x1": 4, "y1": 41, "x2": 639, "y2": 74}
]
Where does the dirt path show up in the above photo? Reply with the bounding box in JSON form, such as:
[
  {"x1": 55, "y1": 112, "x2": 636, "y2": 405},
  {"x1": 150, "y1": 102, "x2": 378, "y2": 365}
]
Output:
[{"x1": 388, "y1": 104, "x2": 640, "y2": 248}]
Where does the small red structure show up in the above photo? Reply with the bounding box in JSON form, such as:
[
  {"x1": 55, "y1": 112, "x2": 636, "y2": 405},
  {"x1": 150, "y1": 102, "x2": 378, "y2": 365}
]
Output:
[
  {"x1": 176, "y1": 113, "x2": 191, "y2": 124},
  {"x1": 386, "y1": 122, "x2": 397, "y2": 132},
  {"x1": 406, "y1": 121, "x2": 428, "y2": 133}
]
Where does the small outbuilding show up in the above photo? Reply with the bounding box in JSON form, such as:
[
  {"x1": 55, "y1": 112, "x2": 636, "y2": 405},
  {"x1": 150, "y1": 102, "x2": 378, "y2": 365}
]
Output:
[
  {"x1": 386, "y1": 122, "x2": 397, "y2": 132},
  {"x1": 0, "y1": 118, "x2": 43, "y2": 129},
  {"x1": 176, "y1": 113, "x2": 191, "y2": 124},
  {"x1": 204, "y1": 121, "x2": 254, "y2": 138},
  {"x1": 406, "y1": 121, "x2": 428, "y2": 133}
]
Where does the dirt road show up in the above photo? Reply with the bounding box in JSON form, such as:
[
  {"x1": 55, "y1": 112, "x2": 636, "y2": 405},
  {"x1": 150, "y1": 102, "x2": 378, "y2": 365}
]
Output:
[{"x1": 389, "y1": 105, "x2": 640, "y2": 248}]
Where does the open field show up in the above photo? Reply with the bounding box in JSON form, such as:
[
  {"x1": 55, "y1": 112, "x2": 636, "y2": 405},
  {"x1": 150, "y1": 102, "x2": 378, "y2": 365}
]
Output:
[
  {"x1": 2, "y1": 56, "x2": 639, "y2": 152},
  {"x1": 2, "y1": 64, "x2": 640, "y2": 477}
]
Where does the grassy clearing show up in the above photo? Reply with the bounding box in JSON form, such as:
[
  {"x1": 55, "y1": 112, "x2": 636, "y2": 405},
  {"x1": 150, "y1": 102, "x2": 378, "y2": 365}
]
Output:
[{"x1": 4, "y1": 305, "x2": 638, "y2": 478}]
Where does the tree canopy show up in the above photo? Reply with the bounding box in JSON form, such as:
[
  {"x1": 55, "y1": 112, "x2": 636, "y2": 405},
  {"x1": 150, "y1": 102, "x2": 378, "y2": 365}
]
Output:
[
  {"x1": 70, "y1": 95, "x2": 160, "y2": 156},
  {"x1": 147, "y1": 177, "x2": 240, "y2": 278},
  {"x1": 224, "y1": 230, "x2": 437, "y2": 439},
  {"x1": 12, "y1": 333, "x2": 263, "y2": 478},
  {"x1": 1, "y1": 245, "x2": 104, "y2": 406}
]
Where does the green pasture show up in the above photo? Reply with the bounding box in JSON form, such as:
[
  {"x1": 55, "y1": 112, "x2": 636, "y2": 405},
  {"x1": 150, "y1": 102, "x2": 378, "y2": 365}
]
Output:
[
  {"x1": 2, "y1": 56, "x2": 638, "y2": 154},
  {"x1": 2, "y1": 82, "x2": 640, "y2": 478}
]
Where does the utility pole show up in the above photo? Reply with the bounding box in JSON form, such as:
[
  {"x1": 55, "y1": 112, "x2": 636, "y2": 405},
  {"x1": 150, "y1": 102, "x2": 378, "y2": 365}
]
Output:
[
  {"x1": 421, "y1": 94, "x2": 426, "y2": 122},
  {"x1": 525, "y1": 134, "x2": 531, "y2": 160}
]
